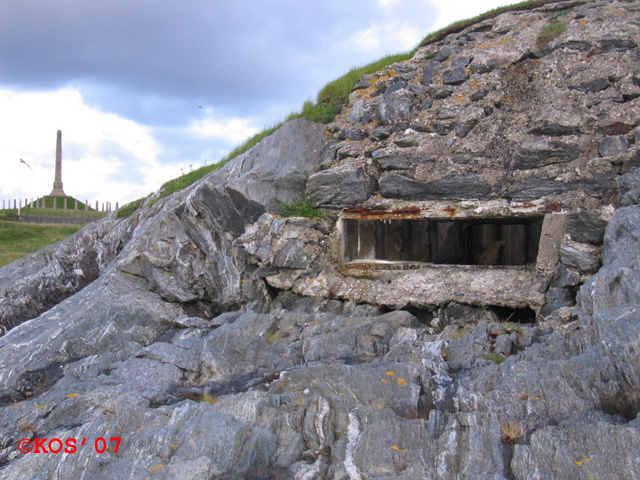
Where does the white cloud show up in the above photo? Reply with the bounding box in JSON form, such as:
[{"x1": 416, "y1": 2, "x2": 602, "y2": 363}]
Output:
[
  {"x1": 353, "y1": 25, "x2": 381, "y2": 52},
  {"x1": 351, "y1": 22, "x2": 424, "y2": 54},
  {"x1": 429, "y1": 0, "x2": 516, "y2": 31},
  {"x1": 189, "y1": 113, "x2": 260, "y2": 145},
  {"x1": 0, "y1": 87, "x2": 174, "y2": 206}
]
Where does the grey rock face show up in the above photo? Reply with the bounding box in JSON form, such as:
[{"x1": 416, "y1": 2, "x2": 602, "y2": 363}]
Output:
[
  {"x1": 566, "y1": 210, "x2": 607, "y2": 244},
  {"x1": 506, "y1": 175, "x2": 617, "y2": 201},
  {"x1": 2, "y1": 1, "x2": 640, "y2": 479},
  {"x1": 512, "y1": 140, "x2": 581, "y2": 170},
  {"x1": 421, "y1": 60, "x2": 440, "y2": 86},
  {"x1": 0, "y1": 215, "x2": 135, "y2": 334},
  {"x1": 306, "y1": 168, "x2": 377, "y2": 206},
  {"x1": 376, "y1": 90, "x2": 413, "y2": 125},
  {"x1": 372, "y1": 149, "x2": 427, "y2": 170},
  {"x1": 443, "y1": 66, "x2": 469, "y2": 85},
  {"x1": 540, "y1": 287, "x2": 575, "y2": 317},
  {"x1": 552, "y1": 263, "x2": 581, "y2": 288},
  {"x1": 429, "y1": 85, "x2": 453, "y2": 99},
  {"x1": 394, "y1": 133, "x2": 422, "y2": 147},
  {"x1": 578, "y1": 206, "x2": 640, "y2": 326},
  {"x1": 572, "y1": 77, "x2": 609, "y2": 93},
  {"x1": 560, "y1": 244, "x2": 600, "y2": 274},
  {"x1": 618, "y1": 168, "x2": 640, "y2": 206},
  {"x1": 599, "y1": 135, "x2": 630, "y2": 158},
  {"x1": 379, "y1": 173, "x2": 491, "y2": 200},
  {"x1": 602, "y1": 206, "x2": 640, "y2": 268},
  {"x1": 221, "y1": 118, "x2": 333, "y2": 212}
]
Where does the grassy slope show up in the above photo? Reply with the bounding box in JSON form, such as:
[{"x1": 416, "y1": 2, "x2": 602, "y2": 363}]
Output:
[
  {"x1": 1, "y1": 0, "x2": 567, "y2": 265},
  {"x1": 128, "y1": 0, "x2": 565, "y2": 213},
  {"x1": 0, "y1": 221, "x2": 83, "y2": 268}
]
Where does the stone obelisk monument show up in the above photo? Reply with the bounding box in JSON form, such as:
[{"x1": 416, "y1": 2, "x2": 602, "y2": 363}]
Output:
[{"x1": 50, "y1": 130, "x2": 66, "y2": 196}]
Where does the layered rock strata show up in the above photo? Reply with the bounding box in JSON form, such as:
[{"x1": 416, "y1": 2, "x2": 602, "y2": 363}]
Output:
[{"x1": 0, "y1": 1, "x2": 640, "y2": 478}]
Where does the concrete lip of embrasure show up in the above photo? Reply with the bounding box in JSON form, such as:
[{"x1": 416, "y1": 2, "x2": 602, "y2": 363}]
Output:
[{"x1": 334, "y1": 200, "x2": 567, "y2": 311}]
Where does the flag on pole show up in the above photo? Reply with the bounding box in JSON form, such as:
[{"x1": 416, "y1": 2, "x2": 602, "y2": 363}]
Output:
[{"x1": 20, "y1": 158, "x2": 34, "y2": 172}]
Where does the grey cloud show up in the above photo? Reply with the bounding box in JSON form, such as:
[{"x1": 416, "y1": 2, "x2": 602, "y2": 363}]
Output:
[{"x1": 0, "y1": 1, "x2": 437, "y2": 124}]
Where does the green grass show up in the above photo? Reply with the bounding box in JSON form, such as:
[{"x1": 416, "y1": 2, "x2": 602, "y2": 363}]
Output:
[
  {"x1": 314, "y1": 52, "x2": 414, "y2": 108},
  {"x1": 151, "y1": 54, "x2": 414, "y2": 202},
  {"x1": 501, "y1": 322, "x2": 524, "y2": 335},
  {"x1": 0, "y1": 221, "x2": 83, "y2": 267},
  {"x1": 536, "y1": 21, "x2": 567, "y2": 47},
  {"x1": 279, "y1": 199, "x2": 327, "y2": 219},
  {"x1": 117, "y1": 196, "x2": 148, "y2": 219},
  {"x1": 417, "y1": 0, "x2": 568, "y2": 48},
  {"x1": 19, "y1": 208, "x2": 104, "y2": 219},
  {"x1": 122, "y1": 0, "x2": 569, "y2": 205},
  {"x1": 153, "y1": 122, "x2": 287, "y2": 204},
  {"x1": 30, "y1": 196, "x2": 93, "y2": 211},
  {"x1": 287, "y1": 101, "x2": 341, "y2": 125},
  {"x1": 13, "y1": 196, "x2": 104, "y2": 219},
  {"x1": 483, "y1": 352, "x2": 506, "y2": 365},
  {"x1": 200, "y1": 393, "x2": 219, "y2": 405}
]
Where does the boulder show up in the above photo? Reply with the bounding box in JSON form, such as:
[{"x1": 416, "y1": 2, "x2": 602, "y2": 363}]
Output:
[
  {"x1": 506, "y1": 175, "x2": 617, "y2": 201},
  {"x1": 618, "y1": 168, "x2": 640, "y2": 206},
  {"x1": 223, "y1": 118, "x2": 333, "y2": 212},
  {"x1": 602, "y1": 206, "x2": 640, "y2": 268},
  {"x1": 376, "y1": 90, "x2": 413, "y2": 125},
  {"x1": 559, "y1": 244, "x2": 600, "y2": 274},
  {"x1": 306, "y1": 168, "x2": 376, "y2": 206},
  {"x1": 372, "y1": 149, "x2": 428, "y2": 170},
  {"x1": 428, "y1": 85, "x2": 453, "y2": 99},
  {"x1": 379, "y1": 173, "x2": 491, "y2": 200},
  {"x1": 443, "y1": 66, "x2": 469, "y2": 85},
  {"x1": 421, "y1": 60, "x2": 440, "y2": 86},
  {"x1": 512, "y1": 140, "x2": 581, "y2": 170},
  {"x1": 347, "y1": 99, "x2": 369, "y2": 124},
  {"x1": 599, "y1": 135, "x2": 630, "y2": 158},
  {"x1": 571, "y1": 78, "x2": 609, "y2": 93},
  {"x1": 566, "y1": 210, "x2": 607, "y2": 244}
]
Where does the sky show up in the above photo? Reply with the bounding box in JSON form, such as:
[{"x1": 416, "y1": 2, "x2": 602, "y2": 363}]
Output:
[{"x1": 0, "y1": 0, "x2": 517, "y2": 208}]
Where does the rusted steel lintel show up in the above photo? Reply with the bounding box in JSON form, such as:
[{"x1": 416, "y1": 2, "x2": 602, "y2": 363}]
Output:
[{"x1": 341, "y1": 206, "x2": 423, "y2": 219}]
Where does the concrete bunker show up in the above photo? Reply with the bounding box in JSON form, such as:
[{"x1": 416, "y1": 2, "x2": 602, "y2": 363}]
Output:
[{"x1": 343, "y1": 216, "x2": 544, "y2": 267}]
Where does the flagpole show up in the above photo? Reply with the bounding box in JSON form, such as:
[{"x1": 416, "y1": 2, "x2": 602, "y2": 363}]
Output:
[{"x1": 18, "y1": 160, "x2": 21, "y2": 217}]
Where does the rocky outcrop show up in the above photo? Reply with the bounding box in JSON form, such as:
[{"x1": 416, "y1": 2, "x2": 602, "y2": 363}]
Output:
[
  {"x1": 312, "y1": 0, "x2": 639, "y2": 211},
  {"x1": 0, "y1": 215, "x2": 135, "y2": 334},
  {"x1": 1, "y1": 1, "x2": 640, "y2": 479}
]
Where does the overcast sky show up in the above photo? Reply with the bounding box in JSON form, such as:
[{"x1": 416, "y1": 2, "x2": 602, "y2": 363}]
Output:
[{"x1": 0, "y1": 0, "x2": 516, "y2": 208}]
